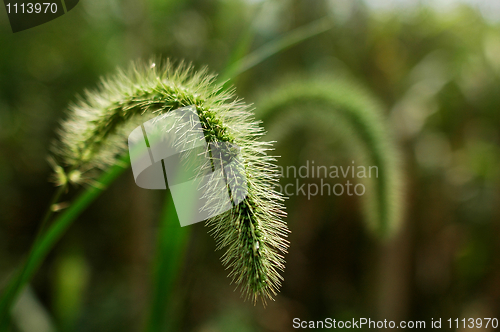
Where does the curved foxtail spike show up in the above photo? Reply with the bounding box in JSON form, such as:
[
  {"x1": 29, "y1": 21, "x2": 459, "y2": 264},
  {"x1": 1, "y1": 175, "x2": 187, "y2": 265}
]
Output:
[
  {"x1": 256, "y1": 78, "x2": 403, "y2": 238},
  {"x1": 52, "y1": 59, "x2": 289, "y2": 304}
]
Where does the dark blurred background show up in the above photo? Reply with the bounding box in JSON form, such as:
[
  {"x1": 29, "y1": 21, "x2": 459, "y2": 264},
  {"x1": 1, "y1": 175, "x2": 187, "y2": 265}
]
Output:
[{"x1": 1, "y1": 0, "x2": 500, "y2": 331}]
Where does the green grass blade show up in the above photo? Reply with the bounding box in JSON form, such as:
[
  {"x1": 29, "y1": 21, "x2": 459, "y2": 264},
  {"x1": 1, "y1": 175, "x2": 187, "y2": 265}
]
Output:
[
  {"x1": 0, "y1": 155, "x2": 130, "y2": 330},
  {"x1": 146, "y1": 191, "x2": 190, "y2": 332}
]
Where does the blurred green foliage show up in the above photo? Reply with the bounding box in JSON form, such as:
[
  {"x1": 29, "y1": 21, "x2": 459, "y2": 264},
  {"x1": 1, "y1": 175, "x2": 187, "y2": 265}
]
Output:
[{"x1": 1, "y1": 0, "x2": 500, "y2": 331}]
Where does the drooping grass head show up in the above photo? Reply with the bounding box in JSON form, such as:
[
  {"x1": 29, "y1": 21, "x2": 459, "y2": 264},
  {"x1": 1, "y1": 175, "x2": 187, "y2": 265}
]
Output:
[{"x1": 52, "y1": 59, "x2": 289, "y2": 304}]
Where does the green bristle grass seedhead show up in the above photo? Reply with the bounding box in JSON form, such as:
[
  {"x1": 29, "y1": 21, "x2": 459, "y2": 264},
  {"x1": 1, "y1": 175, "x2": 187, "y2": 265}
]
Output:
[{"x1": 52, "y1": 59, "x2": 289, "y2": 304}]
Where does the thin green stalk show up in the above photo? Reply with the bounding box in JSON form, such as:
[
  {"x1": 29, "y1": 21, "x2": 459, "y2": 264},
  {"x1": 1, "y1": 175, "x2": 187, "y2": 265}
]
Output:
[
  {"x1": 0, "y1": 155, "x2": 129, "y2": 330},
  {"x1": 36, "y1": 183, "x2": 69, "y2": 239},
  {"x1": 146, "y1": 191, "x2": 189, "y2": 332},
  {"x1": 0, "y1": 183, "x2": 67, "y2": 329},
  {"x1": 218, "y1": 2, "x2": 264, "y2": 84},
  {"x1": 218, "y1": 25, "x2": 256, "y2": 87}
]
